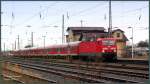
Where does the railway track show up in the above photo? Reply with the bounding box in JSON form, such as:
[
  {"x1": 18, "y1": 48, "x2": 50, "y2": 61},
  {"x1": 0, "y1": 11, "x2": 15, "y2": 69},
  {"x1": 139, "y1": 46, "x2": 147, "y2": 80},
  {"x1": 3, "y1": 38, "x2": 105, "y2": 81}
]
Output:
[
  {"x1": 25, "y1": 57, "x2": 148, "y2": 65},
  {"x1": 4, "y1": 58, "x2": 149, "y2": 83},
  {"x1": 42, "y1": 62, "x2": 149, "y2": 78},
  {"x1": 7, "y1": 57, "x2": 149, "y2": 72},
  {"x1": 24, "y1": 58, "x2": 148, "y2": 71},
  {"x1": 25, "y1": 59, "x2": 149, "y2": 79},
  {"x1": 4, "y1": 61, "x2": 108, "y2": 83}
]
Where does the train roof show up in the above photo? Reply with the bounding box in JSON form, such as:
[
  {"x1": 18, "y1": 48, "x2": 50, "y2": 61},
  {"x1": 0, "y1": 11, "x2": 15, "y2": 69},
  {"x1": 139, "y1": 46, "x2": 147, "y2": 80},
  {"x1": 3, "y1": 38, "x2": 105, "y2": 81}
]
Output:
[
  {"x1": 45, "y1": 41, "x2": 81, "y2": 48},
  {"x1": 67, "y1": 27, "x2": 105, "y2": 31},
  {"x1": 97, "y1": 38, "x2": 117, "y2": 41},
  {"x1": 13, "y1": 41, "x2": 81, "y2": 51},
  {"x1": 13, "y1": 47, "x2": 39, "y2": 51}
]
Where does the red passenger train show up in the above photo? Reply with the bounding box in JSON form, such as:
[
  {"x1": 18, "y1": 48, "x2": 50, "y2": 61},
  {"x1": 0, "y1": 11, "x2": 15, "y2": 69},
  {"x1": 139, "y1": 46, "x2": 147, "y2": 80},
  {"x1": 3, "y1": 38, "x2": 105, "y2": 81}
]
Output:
[{"x1": 4, "y1": 38, "x2": 117, "y2": 61}]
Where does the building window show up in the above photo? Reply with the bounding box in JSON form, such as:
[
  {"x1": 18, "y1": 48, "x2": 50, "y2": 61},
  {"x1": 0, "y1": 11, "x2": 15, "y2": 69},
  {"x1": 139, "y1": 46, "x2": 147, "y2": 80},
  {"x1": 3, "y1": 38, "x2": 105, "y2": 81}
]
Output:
[{"x1": 117, "y1": 33, "x2": 120, "y2": 37}]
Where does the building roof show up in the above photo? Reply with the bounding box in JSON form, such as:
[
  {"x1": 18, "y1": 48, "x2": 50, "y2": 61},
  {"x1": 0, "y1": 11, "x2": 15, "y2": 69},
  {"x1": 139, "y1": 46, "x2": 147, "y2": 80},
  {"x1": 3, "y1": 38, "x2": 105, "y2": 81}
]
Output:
[
  {"x1": 66, "y1": 27, "x2": 128, "y2": 42},
  {"x1": 112, "y1": 29, "x2": 128, "y2": 41},
  {"x1": 123, "y1": 34, "x2": 129, "y2": 41},
  {"x1": 112, "y1": 29, "x2": 124, "y2": 33},
  {"x1": 67, "y1": 27, "x2": 105, "y2": 31}
]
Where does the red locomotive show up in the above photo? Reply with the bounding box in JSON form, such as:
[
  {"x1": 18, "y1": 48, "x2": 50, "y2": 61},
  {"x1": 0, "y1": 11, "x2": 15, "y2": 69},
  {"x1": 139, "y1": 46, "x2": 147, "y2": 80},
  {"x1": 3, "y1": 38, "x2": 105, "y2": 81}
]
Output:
[{"x1": 4, "y1": 38, "x2": 117, "y2": 61}]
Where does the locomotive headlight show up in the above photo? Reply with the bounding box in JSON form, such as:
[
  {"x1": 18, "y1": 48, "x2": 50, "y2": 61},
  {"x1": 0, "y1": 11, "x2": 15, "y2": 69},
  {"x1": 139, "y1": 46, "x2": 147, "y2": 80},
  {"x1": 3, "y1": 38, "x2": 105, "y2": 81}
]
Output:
[
  {"x1": 111, "y1": 48, "x2": 116, "y2": 50},
  {"x1": 103, "y1": 48, "x2": 108, "y2": 50},
  {"x1": 102, "y1": 50, "x2": 105, "y2": 52},
  {"x1": 114, "y1": 50, "x2": 117, "y2": 52},
  {"x1": 102, "y1": 48, "x2": 108, "y2": 52}
]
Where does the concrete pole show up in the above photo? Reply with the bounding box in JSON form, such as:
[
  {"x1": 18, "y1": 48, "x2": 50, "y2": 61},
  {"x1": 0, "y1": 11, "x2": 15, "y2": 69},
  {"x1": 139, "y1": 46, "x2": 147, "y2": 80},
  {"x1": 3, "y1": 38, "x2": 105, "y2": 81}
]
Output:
[
  {"x1": 128, "y1": 27, "x2": 134, "y2": 59},
  {"x1": 80, "y1": 20, "x2": 83, "y2": 27},
  {"x1": 15, "y1": 40, "x2": 16, "y2": 50},
  {"x1": 3, "y1": 43, "x2": 5, "y2": 52},
  {"x1": 0, "y1": 23, "x2": 1, "y2": 55},
  {"x1": 62, "y1": 14, "x2": 64, "y2": 44},
  {"x1": 43, "y1": 36, "x2": 46, "y2": 48},
  {"x1": 108, "y1": 0, "x2": 112, "y2": 38},
  {"x1": 131, "y1": 27, "x2": 134, "y2": 59},
  {"x1": 149, "y1": 10, "x2": 150, "y2": 73},
  {"x1": 31, "y1": 32, "x2": 33, "y2": 47},
  {"x1": 12, "y1": 44, "x2": 14, "y2": 51},
  {"x1": 17, "y1": 35, "x2": 20, "y2": 50}
]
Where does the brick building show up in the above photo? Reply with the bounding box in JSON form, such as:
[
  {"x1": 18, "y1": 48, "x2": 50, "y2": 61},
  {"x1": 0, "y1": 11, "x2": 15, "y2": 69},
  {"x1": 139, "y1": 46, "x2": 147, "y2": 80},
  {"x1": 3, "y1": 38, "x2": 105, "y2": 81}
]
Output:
[
  {"x1": 112, "y1": 29, "x2": 128, "y2": 57},
  {"x1": 66, "y1": 27, "x2": 107, "y2": 42}
]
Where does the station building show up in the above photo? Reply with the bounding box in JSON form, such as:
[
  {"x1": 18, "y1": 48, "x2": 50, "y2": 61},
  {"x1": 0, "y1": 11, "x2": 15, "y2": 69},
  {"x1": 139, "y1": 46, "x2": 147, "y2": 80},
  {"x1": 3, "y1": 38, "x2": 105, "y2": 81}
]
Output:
[{"x1": 66, "y1": 27, "x2": 128, "y2": 58}]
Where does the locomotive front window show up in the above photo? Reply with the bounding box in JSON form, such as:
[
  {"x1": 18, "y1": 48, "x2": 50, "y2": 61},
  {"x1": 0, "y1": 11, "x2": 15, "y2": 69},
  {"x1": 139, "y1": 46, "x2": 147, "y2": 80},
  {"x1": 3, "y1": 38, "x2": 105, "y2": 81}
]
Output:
[{"x1": 102, "y1": 40, "x2": 115, "y2": 45}]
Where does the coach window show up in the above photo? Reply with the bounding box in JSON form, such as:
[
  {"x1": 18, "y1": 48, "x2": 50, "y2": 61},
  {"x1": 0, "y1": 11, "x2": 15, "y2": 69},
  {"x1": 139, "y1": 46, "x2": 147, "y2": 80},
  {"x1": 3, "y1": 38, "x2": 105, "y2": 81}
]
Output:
[
  {"x1": 59, "y1": 48, "x2": 61, "y2": 52},
  {"x1": 58, "y1": 48, "x2": 61, "y2": 52},
  {"x1": 51, "y1": 48, "x2": 53, "y2": 52},
  {"x1": 42, "y1": 49, "x2": 44, "y2": 53},
  {"x1": 75, "y1": 46, "x2": 78, "y2": 50},
  {"x1": 64, "y1": 47, "x2": 67, "y2": 51},
  {"x1": 54, "y1": 48, "x2": 56, "y2": 52},
  {"x1": 62, "y1": 48, "x2": 64, "y2": 51},
  {"x1": 72, "y1": 46, "x2": 75, "y2": 51},
  {"x1": 64, "y1": 48, "x2": 65, "y2": 51},
  {"x1": 53, "y1": 48, "x2": 55, "y2": 52},
  {"x1": 34, "y1": 50, "x2": 36, "y2": 54},
  {"x1": 57, "y1": 48, "x2": 60, "y2": 52},
  {"x1": 34, "y1": 50, "x2": 37, "y2": 54},
  {"x1": 40, "y1": 49, "x2": 42, "y2": 54},
  {"x1": 61, "y1": 48, "x2": 63, "y2": 51},
  {"x1": 43, "y1": 49, "x2": 46, "y2": 53},
  {"x1": 48, "y1": 48, "x2": 50, "y2": 52},
  {"x1": 65, "y1": 47, "x2": 67, "y2": 51},
  {"x1": 70, "y1": 46, "x2": 72, "y2": 50},
  {"x1": 32, "y1": 50, "x2": 33, "y2": 54}
]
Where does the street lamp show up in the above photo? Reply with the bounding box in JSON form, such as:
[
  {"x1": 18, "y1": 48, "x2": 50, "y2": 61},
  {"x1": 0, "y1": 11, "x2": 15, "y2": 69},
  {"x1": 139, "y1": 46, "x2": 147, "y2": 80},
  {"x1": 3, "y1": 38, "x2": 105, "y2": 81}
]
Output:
[
  {"x1": 128, "y1": 27, "x2": 134, "y2": 59},
  {"x1": 31, "y1": 32, "x2": 34, "y2": 47},
  {"x1": 113, "y1": 27, "x2": 118, "y2": 29}
]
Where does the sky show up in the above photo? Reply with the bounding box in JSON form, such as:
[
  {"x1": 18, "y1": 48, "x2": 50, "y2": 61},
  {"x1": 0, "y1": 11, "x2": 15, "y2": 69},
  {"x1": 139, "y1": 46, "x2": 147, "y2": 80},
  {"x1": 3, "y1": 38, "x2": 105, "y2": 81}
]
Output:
[{"x1": 1, "y1": 1, "x2": 149, "y2": 51}]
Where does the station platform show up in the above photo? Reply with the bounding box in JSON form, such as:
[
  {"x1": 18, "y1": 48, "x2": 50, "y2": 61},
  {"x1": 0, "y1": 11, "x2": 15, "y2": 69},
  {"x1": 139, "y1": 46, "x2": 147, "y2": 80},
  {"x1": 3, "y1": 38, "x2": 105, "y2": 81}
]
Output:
[
  {"x1": 117, "y1": 57, "x2": 149, "y2": 65},
  {"x1": 118, "y1": 57, "x2": 148, "y2": 61}
]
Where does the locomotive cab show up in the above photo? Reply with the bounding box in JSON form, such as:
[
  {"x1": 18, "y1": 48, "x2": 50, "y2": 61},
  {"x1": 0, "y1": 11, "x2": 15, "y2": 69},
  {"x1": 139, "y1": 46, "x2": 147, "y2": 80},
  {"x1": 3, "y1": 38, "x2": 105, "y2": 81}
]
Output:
[{"x1": 97, "y1": 38, "x2": 117, "y2": 61}]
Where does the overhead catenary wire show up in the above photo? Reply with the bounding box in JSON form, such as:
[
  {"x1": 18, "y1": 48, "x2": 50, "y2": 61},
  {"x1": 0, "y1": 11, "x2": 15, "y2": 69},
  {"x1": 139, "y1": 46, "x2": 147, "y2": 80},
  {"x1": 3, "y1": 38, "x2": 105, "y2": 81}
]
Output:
[
  {"x1": 13, "y1": 2, "x2": 58, "y2": 27},
  {"x1": 70, "y1": 3, "x2": 107, "y2": 17},
  {"x1": 14, "y1": 2, "x2": 73, "y2": 28},
  {"x1": 3, "y1": 2, "x2": 148, "y2": 39},
  {"x1": 8, "y1": 2, "x2": 148, "y2": 30},
  {"x1": 2, "y1": 2, "x2": 149, "y2": 50},
  {"x1": 41, "y1": 3, "x2": 108, "y2": 28},
  {"x1": 123, "y1": 5, "x2": 148, "y2": 14},
  {"x1": 9, "y1": 1, "x2": 15, "y2": 35},
  {"x1": 3, "y1": 2, "x2": 148, "y2": 29},
  {"x1": 5, "y1": 3, "x2": 149, "y2": 32},
  {"x1": 61, "y1": 3, "x2": 148, "y2": 29},
  {"x1": 113, "y1": 5, "x2": 148, "y2": 18}
]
